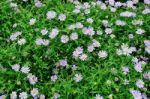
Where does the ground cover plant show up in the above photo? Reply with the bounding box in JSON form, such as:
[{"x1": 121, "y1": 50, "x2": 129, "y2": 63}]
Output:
[{"x1": 0, "y1": 0, "x2": 150, "y2": 99}]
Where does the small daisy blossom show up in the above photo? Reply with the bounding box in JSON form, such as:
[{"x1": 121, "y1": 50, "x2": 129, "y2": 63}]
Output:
[
  {"x1": 35, "y1": 0, "x2": 43, "y2": 8},
  {"x1": 18, "y1": 38, "x2": 26, "y2": 45},
  {"x1": 70, "y1": 32, "x2": 78, "y2": 40},
  {"x1": 134, "y1": 62, "x2": 143, "y2": 73},
  {"x1": 130, "y1": 90, "x2": 142, "y2": 99},
  {"x1": 31, "y1": 88, "x2": 39, "y2": 97},
  {"x1": 115, "y1": 20, "x2": 126, "y2": 26},
  {"x1": 110, "y1": 7, "x2": 116, "y2": 12},
  {"x1": 58, "y1": 14, "x2": 66, "y2": 21},
  {"x1": 136, "y1": 79, "x2": 144, "y2": 88},
  {"x1": 143, "y1": 72, "x2": 150, "y2": 80},
  {"x1": 87, "y1": 45, "x2": 95, "y2": 52},
  {"x1": 59, "y1": 59, "x2": 68, "y2": 66},
  {"x1": 95, "y1": 94, "x2": 103, "y2": 99},
  {"x1": 92, "y1": 39, "x2": 101, "y2": 47},
  {"x1": 79, "y1": 54, "x2": 88, "y2": 61},
  {"x1": 120, "y1": 11, "x2": 136, "y2": 17},
  {"x1": 73, "y1": 47, "x2": 83, "y2": 58},
  {"x1": 144, "y1": 0, "x2": 150, "y2": 4},
  {"x1": 132, "y1": 20, "x2": 143, "y2": 25},
  {"x1": 29, "y1": 18, "x2": 36, "y2": 25},
  {"x1": 105, "y1": 28, "x2": 112, "y2": 34},
  {"x1": 144, "y1": 40, "x2": 150, "y2": 47},
  {"x1": 136, "y1": 28, "x2": 145, "y2": 34},
  {"x1": 102, "y1": 20, "x2": 109, "y2": 27},
  {"x1": 75, "y1": 22, "x2": 83, "y2": 28},
  {"x1": 21, "y1": 66, "x2": 30, "y2": 74},
  {"x1": 82, "y1": 27, "x2": 95, "y2": 36},
  {"x1": 142, "y1": 8, "x2": 150, "y2": 14},
  {"x1": 35, "y1": 38, "x2": 50, "y2": 46},
  {"x1": 10, "y1": 31, "x2": 22, "y2": 41},
  {"x1": 19, "y1": 92, "x2": 28, "y2": 99},
  {"x1": 39, "y1": 94, "x2": 45, "y2": 99},
  {"x1": 86, "y1": 18, "x2": 93, "y2": 23},
  {"x1": 51, "y1": 75, "x2": 58, "y2": 82},
  {"x1": 49, "y1": 28, "x2": 59, "y2": 39},
  {"x1": 53, "y1": 93, "x2": 60, "y2": 99},
  {"x1": 145, "y1": 46, "x2": 150, "y2": 54},
  {"x1": 117, "y1": 44, "x2": 136, "y2": 56},
  {"x1": 74, "y1": 73, "x2": 83, "y2": 82},
  {"x1": 41, "y1": 28, "x2": 48, "y2": 35},
  {"x1": 46, "y1": 11, "x2": 57, "y2": 20},
  {"x1": 122, "y1": 66, "x2": 129, "y2": 75},
  {"x1": 98, "y1": 50, "x2": 108, "y2": 59},
  {"x1": 12, "y1": 64, "x2": 20, "y2": 71},
  {"x1": 61, "y1": 35, "x2": 69, "y2": 43},
  {"x1": 27, "y1": 73, "x2": 38, "y2": 85},
  {"x1": 128, "y1": 34, "x2": 134, "y2": 39},
  {"x1": 10, "y1": 91, "x2": 17, "y2": 99},
  {"x1": 0, "y1": 95, "x2": 6, "y2": 99}
]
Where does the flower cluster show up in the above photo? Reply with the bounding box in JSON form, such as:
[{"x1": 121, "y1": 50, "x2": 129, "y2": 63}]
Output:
[{"x1": 1, "y1": 0, "x2": 150, "y2": 99}]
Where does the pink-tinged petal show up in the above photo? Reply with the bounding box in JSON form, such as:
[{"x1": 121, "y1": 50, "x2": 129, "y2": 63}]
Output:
[
  {"x1": 144, "y1": 40, "x2": 150, "y2": 46},
  {"x1": 145, "y1": 47, "x2": 150, "y2": 54}
]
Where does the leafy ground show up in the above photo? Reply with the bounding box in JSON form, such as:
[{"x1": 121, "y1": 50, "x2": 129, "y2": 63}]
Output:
[{"x1": 0, "y1": 0, "x2": 150, "y2": 99}]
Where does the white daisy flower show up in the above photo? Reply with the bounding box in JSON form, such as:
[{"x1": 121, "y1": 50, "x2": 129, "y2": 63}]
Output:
[
  {"x1": 21, "y1": 66, "x2": 30, "y2": 74},
  {"x1": 95, "y1": 94, "x2": 103, "y2": 99},
  {"x1": 41, "y1": 28, "x2": 48, "y2": 35},
  {"x1": 10, "y1": 32, "x2": 22, "y2": 41},
  {"x1": 136, "y1": 79, "x2": 144, "y2": 88},
  {"x1": 35, "y1": 0, "x2": 43, "y2": 8},
  {"x1": 0, "y1": 95, "x2": 6, "y2": 99},
  {"x1": 19, "y1": 92, "x2": 28, "y2": 99},
  {"x1": 86, "y1": 18, "x2": 93, "y2": 24},
  {"x1": 61, "y1": 35, "x2": 69, "y2": 43},
  {"x1": 130, "y1": 90, "x2": 142, "y2": 99},
  {"x1": 122, "y1": 67, "x2": 129, "y2": 75},
  {"x1": 120, "y1": 11, "x2": 136, "y2": 17},
  {"x1": 75, "y1": 22, "x2": 83, "y2": 28},
  {"x1": 27, "y1": 73, "x2": 38, "y2": 85},
  {"x1": 115, "y1": 20, "x2": 126, "y2": 26},
  {"x1": 134, "y1": 62, "x2": 143, "y2": 73},
  {"x1": 105, "y1": 28, "x2": 112, "y2": 34},
  {"x1": 29, "y1": 18, "x2": 36, "y2": 25},
  {"x1": 12, "y1": 64, "x2": 20, "y2": 71},
  {"x1": 144, "y1": 0, "x2": 150, "y2": 4},
  {"x1": 70, "y1": 32, "x2": 78, "y2": 40},
  {"x1": 110, "y1": 7, "x2": 116, "y2": 12},
  {"x1": 79, "y1": 54, "x2": 88, "y2": 61},
  {"x1": 58, "y1": 14, "x2": 66, "y2": 21},
  {"x1": 51, "y1": 75, "x2": 58, "y2": 82},
  {"x1": 98, "y1": 50, "x2": 108, "y2": 59},
  {"x1": 143, "y1": 72, "x2": 150, "y2": 80},
  {"x1": 136, "y1": 28, "x2": 145, "y2": 34},
  {"x1": 53, "y1": 93, "x2": 60, "y2": 99},
  {"x1": 49, "y1": 28, "x2": 59, "y2": 39},
  {"x1": 10, "y1": 91, "x2": 17, "y2": 99},
  {"x1": 74, "y1": 73, "x2": 83, "y2": 82},
  {"x1": 88, "y1": 45, "x2": 95, "y2": 52},
  {"x1": 18, "y1": 38, "x2": 26, "y2": 45},
  {"x1": 59, "y1": 59, "x2": 68, "y2": 66},
  {"x1": 46, "y1": 11, "x2": 57, "y2": 20},
  {"x1": 73, "y1": 47, "x2": 83, "y2": 58},
  {"x1": 39, "y1": 94, "x2": 45, "y2": 99},
  {"x1": 31, "y1": 88, "x2": 39, "y2": 97}
]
